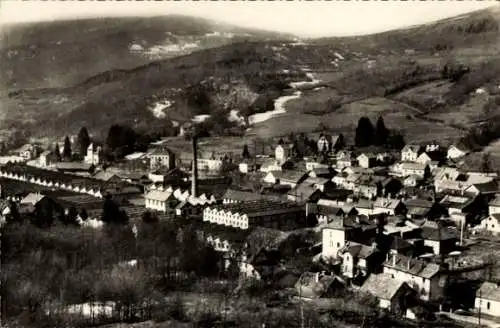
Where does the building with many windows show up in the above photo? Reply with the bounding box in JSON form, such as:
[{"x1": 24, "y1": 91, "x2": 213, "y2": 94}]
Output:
[{"x1": 203, "y1": 200, "x2": 304, "y2": 231}]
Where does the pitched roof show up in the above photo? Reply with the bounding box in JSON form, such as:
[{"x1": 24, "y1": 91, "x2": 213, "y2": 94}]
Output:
[
  {"x1": 20, "y1": 192, "x2": 45, "y2": 205},
  {"x1": 384, "y1": 254, "x2": 441, "y2": 278},
  {"x1": 209, "y1": 200, "x2": 303, "y2": 218},
  {"x1": 439, "y1": 195, "x2": 474, "y2": 210},
  {"x1": 359, "y1": 273, "x2": 409, "y2": 300},
  {"x1": 374, "y1": 197, "x2": 402, "y2": 210},
  {"x1": 405, "y1": 199, "x2": 434, "y2": 209},
  {"x1": 93, "y1": 171, "x2": 119, "y2": 181},
  {"x1": 421, "y1": 226, "x2": 458, "y2": 241},
  {"x1": 489, "y1": 194, "x2": 500, "y2": 207},
  {"x1": 476, "y1": 281, "x2": 500, "y2": 302},
  {"x1": 56, "y1": 162, "x2": 93, "y2": 171},
  {"x1": 149, "y1": 148, "x2": 174, "y2": 156},
  {"x1": 400, "y1": 162, "x2": 427, "y2": 171},
  {"x1": 341, "y1": 242, "x2": 377, "y2": 259},
  {"x1": 317, "y1": 205, "x2": 344, "y2": 216},
  {"x1": 466, "y1": 180, "x2": 498, "y2": 194},
  {"x1": 145, "y1": 190, "x2": 174, "y2": 202},
  {"x1": 222, "y1": 189, "x2": 265, "y2": 202},
  {"x1": 402, "y1": 145, "x2": 422, "y2": 153},
  {"x1": 390, "y1": 236, "x2": 413, "y2": 251},
  {"x1": 279, "y1": 170, "x2": 308, "y2": 183}
]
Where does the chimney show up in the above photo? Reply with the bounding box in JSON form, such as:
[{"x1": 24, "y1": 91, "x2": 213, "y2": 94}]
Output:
[
  {"x1": 392, "y1": 254, "x2": 396, "y2": 267},
  {"x1": 407, "y1": 258, "x2": 411, "y2": 271},
  {"x1": 191, "y1": 137, "x2": 198, "y2": 198},
  {"x1": 315, "y1": 272, "x2": 320, "y2": 283}
]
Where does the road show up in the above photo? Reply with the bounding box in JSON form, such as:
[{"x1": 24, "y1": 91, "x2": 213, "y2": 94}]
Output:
[{"x1": 439, "y1": 312, "x2": 500, "y2": 328}]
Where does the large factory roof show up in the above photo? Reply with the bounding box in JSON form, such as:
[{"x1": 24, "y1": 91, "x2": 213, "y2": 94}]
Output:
[{"x1": 208, "y1": 200, "x2": 304, "y2": 217}]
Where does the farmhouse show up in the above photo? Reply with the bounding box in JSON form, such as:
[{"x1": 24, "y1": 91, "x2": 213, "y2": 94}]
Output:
[
  {"x1": 338, "y1": 241, "x2": 379, "y2": 278},
  {"x1": 446, "y1": 145, "x2": 468, "y2": 160},
  {"x1": 488, "y1": 194, "x2": 500, "y2": 215}
]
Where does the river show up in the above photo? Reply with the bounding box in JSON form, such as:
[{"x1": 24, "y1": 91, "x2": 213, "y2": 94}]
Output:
[{"x1": 247, "y1": 71, "x2": 322, "y2": 126}]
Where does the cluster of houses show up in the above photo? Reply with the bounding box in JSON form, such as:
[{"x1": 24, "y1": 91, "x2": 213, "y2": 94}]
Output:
[{"x1": 2, "y1": 132, "x2": 500, "y2": 320}]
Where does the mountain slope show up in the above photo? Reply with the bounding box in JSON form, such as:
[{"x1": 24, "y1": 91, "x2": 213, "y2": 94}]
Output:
[{"x1": 0, "y1": 15, "x2": 294, "y2": 90}]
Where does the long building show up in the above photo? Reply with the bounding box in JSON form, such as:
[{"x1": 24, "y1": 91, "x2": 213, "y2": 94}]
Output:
[{"x1": 203, "y1": 200, "x2": 305, "y2": 231}]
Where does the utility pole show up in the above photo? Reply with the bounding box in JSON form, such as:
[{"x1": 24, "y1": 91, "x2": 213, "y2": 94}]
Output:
[{"x1": 478, "y1": 287, "x2": 481, "y2": 328}]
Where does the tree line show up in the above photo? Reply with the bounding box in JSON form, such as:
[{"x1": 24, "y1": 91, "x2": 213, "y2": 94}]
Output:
[{"x1": 355, "y1": 116, "x2": 405, "y2": 149}]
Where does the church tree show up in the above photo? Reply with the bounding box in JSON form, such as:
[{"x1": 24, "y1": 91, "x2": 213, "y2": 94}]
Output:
[
  {"x1": 62, "y1": 136, "x2": 72, "y2": 160},
  {"x1": 375, "y1": 116, "x2": 390, "y2": 146},
  {"x1": 77, "y1": 127, "x2": 91, "y2": 157},
  {"x1": 355, "y1": 117, "x2": 375, "y2": 147},
  {"x1": 54, "y1": 143, "x2": 62, "y2": 162},
  {"x1": 242, "y1": 144, "x2": 251, "y2": 159}
]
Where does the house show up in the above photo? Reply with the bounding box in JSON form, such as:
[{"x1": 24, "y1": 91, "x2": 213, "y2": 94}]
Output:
[
  {"x1": 259, "y1": 159, "x2": 282, "y2": 173},
  {"x1": 335, "y1": 151, "x2": 356, "y2": 168},
  {"x1": 316, "y1": 134, "x2": 345, "y2": 154},
  {"x1": 373, "y1": 197, "x2": 406, "y2": 216},
  {"x1": 84, "y1": 143, "x2": 101, "y2": 165},
  {"x1": 203, "y1": 200, "x2": 305, "y2": 231},
  {"x1": 339, "y1": 241, "x2": 379, "y2": 278},
  {"x1": 464, "y1": 180, "x2": 498, "y2": 197},
  {"x1": 275, "y1": 143, "x2": 293, "y2": 164},
  {"x1": 316, "y1": 205, "x2": 345, "y2": 225},
  {"x1": 287, "y1": 180, "x2": 323, "y2": 204},
  {"x1": 144, "y1": 189, "x2": 178, "y2": 212},
  {"x1": 295, "y1": 272, "x2": 345, "y2": 299},
  {"x1": 55, "y1": 162, "x2": 94, "y2": 175},
  {"x1": 92, "y1": 171, "x2": 121, "y2": 182},
  {"x1": 381, "y1": 177, "x2": 403, "y2": 198},
  {"x1": 38, "y1": 150, "x2": 58, "y2": 168},
  {"x1": 321, "y1": 216, "x2": 377, "y2": 261},
  {"x1": 308, "y1": 166, "x2": 333, "y2": 179},
  {"x1": 17, "y1": 144, "x2": 40, "y2": 161},
  {"x1": 238, "y1": 158, "x2": 265, "y2": 174},
  {"x1": 383, "y1": 253, "x2": 446, "y2": 301},
  {"x1": 401, "y1": 145, "x2": 422, "y2": 162},
  {"x1": 421, "y1": 226, "x2": 458, "y2": 255},
  {"x1": 148, "y1": 148, "x2": 176, "y2": 171},
  {"x1": 388, "y1": 236, "x2": 415, "y2": 256},
  {"x1": 403, "y1": 175, "x2": 422, "y2": 188},
  {"x1": 354, "y1": 199, "x2": 375, "y2": 216},
  {"x1": 439, "y1": 195, "x2": 478, "y2": 223},
  {"x1": 353, "y1": 175, "x2": 382, "y2": 199},
  {"x1": 20, "y1": 192, "x2": 46, "y2": 206},
  {"x1": 398, "y1": 162, "x2": 429, "y2": 178},
  {"x1": 357, "y1": 153, "x2": 377, "y2": 169},
  {"x1": 479, "y1": 214, "x2": 500, "y2": 235},
  {"x1": 263, "y1": 170, "x2": 307, "y2": 188},
  {"x1": 359, "y1": 273, "x2": 414, "y2": 314},
  {"x1": 488, "y1": 194, "x2": 500, "y2": 215},
  {"x1": 447, "y1": 145, "x2": 468, "y2": 160},
  {"x1": 475, "y1": 281, "x2": 500, "y2": 317},
  {"x1": 416, "y1": 152, "x2": 442, "y2": 170},
  {"x1": 404, "y1": 199, "x2": 443, "y2": 220}
]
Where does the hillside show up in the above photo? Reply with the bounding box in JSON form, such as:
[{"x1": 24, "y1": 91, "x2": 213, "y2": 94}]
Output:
[
  {"x1": 4, "y1": 6, "x2": 500, "y2": 150},
  {"x1": 0, "y1": 15, "x2": 294, "y2": 90}
]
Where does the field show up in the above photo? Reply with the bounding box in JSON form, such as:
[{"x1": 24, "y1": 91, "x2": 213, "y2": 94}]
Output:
[{"x1": 247, "y1": 92, "x2": 464, "y2": 145}]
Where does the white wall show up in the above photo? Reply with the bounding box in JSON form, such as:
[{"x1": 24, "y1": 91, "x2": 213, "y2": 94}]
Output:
[
  {"x1": 322, "y1": 228, "x2": 345, "y2": 260},
  {"x1": 475, "y1": 298, "x2": 500, "y2": 317}
]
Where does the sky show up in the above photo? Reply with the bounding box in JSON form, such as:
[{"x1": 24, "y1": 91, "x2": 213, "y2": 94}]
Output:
[{"x1": 0, "y1": 1, "x2": 498, "y2": 37}]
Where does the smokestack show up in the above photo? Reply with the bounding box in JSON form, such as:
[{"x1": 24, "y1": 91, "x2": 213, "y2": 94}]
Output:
[{"x1": 191, "y1": 136, "x2": 198, "y2": 198}]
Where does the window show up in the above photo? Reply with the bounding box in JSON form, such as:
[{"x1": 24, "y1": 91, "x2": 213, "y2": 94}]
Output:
[
  {"x1": 337, "y1": 242, "x2": 340, "y2": 247},
  {"x1": 487, "y1": 302, "x2": 490, "y2": 310}
]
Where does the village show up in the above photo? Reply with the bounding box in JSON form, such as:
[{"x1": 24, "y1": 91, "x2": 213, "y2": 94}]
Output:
[{"x1": 1, "y1": 118, "x2": 500, "y2": 328}]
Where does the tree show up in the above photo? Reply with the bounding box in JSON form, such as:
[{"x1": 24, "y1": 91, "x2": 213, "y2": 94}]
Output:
[
  {"x1": 375, "y1": 116, "x2": 390, "y2": 146},
  {"x1": 6, "y1": 201, "x2": 21, "y2": 224},
  {"x1": 242, "y1": 144, "x2": 251, "y2": 159},
  {"x1": 141, "y1": 210, "x2": 159, "y2": 224},
  {"x1": 355, "y1": 117, "x2": 375, "y2": 147},
  {"x1": 62, "y1": 136, "x2": 72, "y2": 160},
  {"x1": 77, "y1": 127, "x2": 91, "y2": 157},
  {"x1": 101, "y1": 194, "x2": 128, "y2": 225},
  {"x1": 481, "y1": 152, "x2": 492, "y2": 173},
  {"x1": 53, "y1": 143, "x2": 61, "y2": 162},
  {"x1": 106, "y1": 124, "x2": 137, "y2": 159}
]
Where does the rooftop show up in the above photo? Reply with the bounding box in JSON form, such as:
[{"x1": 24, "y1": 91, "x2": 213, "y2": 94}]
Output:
[
  {"x1": 359, "y1": 273, "x2": 409, "y2": 300},
  {"x1": 209, "y1": 200, "x2": 304, "y2": 218},
  {"x1": 384, "y1": 254, "x2": 441, "y2": 278},
  {"x1": 476, "y1": 281, "x2": 500, "y2": 302}
]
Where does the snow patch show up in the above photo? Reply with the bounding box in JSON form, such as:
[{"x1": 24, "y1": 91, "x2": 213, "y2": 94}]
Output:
[
  {"x1": 334, "y1": 52, "x2": 344, "y2": 60},
  {"x1": 228, "y1": 110, "x2": 246, "y2": 125},
  {"x1": 148, "y1": 99, "x2": 173, "y2": 119},
  {"x1": 192, "y1": 115, "x2": 211, "y2": 123}
]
